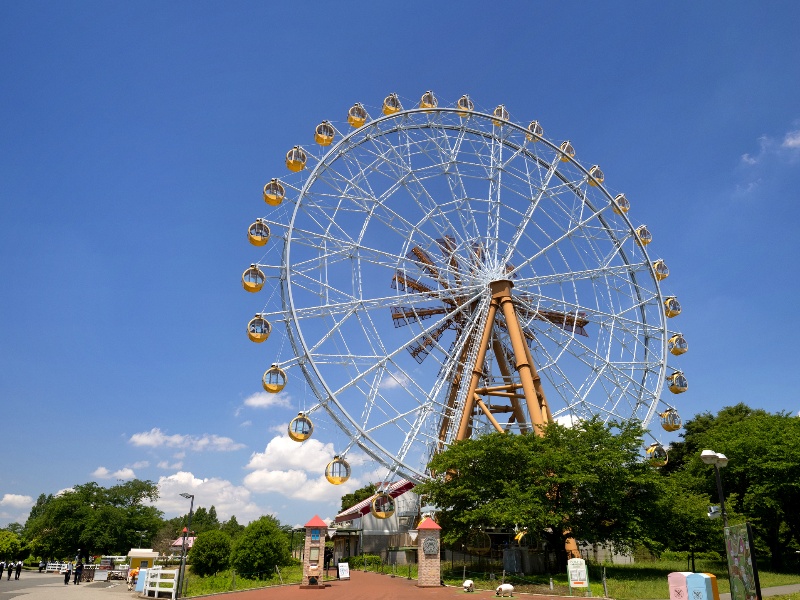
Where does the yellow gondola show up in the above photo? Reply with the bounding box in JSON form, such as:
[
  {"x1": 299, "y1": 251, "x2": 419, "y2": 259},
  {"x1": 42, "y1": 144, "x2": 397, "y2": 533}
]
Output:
[
  {"x1": 646, "y1": 443, "x2": 668, "y2": 467},
  {"x1": 262, "y1": 364, "x2": 287, "y2": 393},
  {"x1": 247, "y1": 315, "x2": 271, "y2": 343},
  {"x1": 636, "y1": 224, "x2": 652, "y2": 246},
  {"x1": 241, "y1": 264, "x2": 265, "y2": 293},
  {"x1": 665, "y1": 296, "x2": 682, "y2": 318},
  {"x1": 288, "y1": 413, "x2": 313, "y2": 442},
  {"x1": 247, "y1": 219, "x2": 270, "y2": 246},
  {"x1": 347, "y1": 103, "x2": 367, "y2": 128},
  {"x1": 325, "y1": 456, "x2": 351, "y2": 485},
  {"x1": 653, "y1": 259, "x2": 669, "y2": 281},
  {"x1": 382, "y1": 93, "x2": 402, "y2": 115},
  {"x1": 668, "y1": 333, "x2": 688, "y2": 355},
  {"x1": 456, "y1": 94, "x2": 474, "y2": 117},
  {"x1": 370, "y1": 492, "x2": 396, "y2": 519},
  {"x1": 285, "y1": 147, "x2": 306, "y2": 172},
  {"x1": 314, "y1": 121, "x2": 335, "y2": 146},
  {"x1": 667, "y1": 371, "x2": 688, "y2": 394},
  {"x1": 263, "y1": 179, "x2": 285, "y2": 206},
  {"x1": 613, "y1": 193, "x2": 630, "y2": 214},
  {"x1": 588, "y1": 165, "x2": 604, "y2": 186},
  {"x1": 492, "y1": 104, "x2": 509, "y2": 126},
  {"x1": 526, "y1": 120, "x2": 543, "y2": 142},
  {"x1": 560, "y1": 140, "x2": 575, "y2": 162},
  {"x1": 419, "y1": 90, "x2": 438, "y2": 111},
  {"x1": 660, "y1": 408, "x2": 682, "y2": 432}
]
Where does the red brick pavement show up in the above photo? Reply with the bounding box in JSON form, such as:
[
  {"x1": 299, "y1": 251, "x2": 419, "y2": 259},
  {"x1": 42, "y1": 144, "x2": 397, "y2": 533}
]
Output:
[{"x1": 209, "y1": 570, "x2": 570, "y2": 600}]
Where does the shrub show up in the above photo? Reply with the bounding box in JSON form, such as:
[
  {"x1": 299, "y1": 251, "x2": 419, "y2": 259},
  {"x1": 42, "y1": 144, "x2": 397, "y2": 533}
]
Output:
[
  {"x1": 229, "y1": 516, "x2": 290, "y2": 579},
  {"x1": 344, "y1": 554, "x2": 382, "y2": 568},
  {"x1": 189, "y1": 530, "x2": 232, "y2": 576}
]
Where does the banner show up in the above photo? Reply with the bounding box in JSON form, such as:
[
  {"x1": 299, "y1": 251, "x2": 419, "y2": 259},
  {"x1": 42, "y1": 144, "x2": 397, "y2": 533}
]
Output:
[{"x1": 724, "y1": 523, "x2": 762, "y2": 600}]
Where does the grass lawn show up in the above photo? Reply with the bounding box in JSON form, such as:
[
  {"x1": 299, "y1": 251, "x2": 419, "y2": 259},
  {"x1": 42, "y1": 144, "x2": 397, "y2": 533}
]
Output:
[
  {"x1": 183, "y1": 565, "x2": 304, "y2": 597},
  {"x1": 443, "y1": 559, "x2": 800, "y2": 599}
]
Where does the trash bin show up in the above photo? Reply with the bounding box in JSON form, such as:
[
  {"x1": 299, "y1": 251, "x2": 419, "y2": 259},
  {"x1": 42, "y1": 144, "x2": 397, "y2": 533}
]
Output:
[
  {"x1": 668, "y1": 571, "x2": 692, "y2": 600},
  {"x1": 686, "y1": 572, "x2": 713, "y2": 600}
]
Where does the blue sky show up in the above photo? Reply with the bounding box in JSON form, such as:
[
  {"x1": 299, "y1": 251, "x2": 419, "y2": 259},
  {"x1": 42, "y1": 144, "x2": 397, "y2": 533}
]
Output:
[{"x1": 1, "y1": 2, "x2": 799, "y2": 529}]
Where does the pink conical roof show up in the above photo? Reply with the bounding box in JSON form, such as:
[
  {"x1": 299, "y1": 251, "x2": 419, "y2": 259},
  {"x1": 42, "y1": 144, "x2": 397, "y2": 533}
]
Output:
[
  {"x1": 305, "y1": 515, "x2": 328, "y2": 528},
  {"x1": 417, "y1": 517, "x2": 441, "y2": 530}
]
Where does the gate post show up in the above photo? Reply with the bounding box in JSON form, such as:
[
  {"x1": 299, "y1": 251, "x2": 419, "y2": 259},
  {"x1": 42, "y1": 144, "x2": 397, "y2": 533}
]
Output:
[
  {"x1": 301, "y1": 515, "x2": 328, "y2": 589},
  {"x1": 416, "y1": 517, "x2": 442, "y2": 588}
]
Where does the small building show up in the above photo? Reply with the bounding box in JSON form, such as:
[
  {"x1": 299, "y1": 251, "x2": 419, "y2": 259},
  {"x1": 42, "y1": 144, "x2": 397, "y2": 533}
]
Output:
[
  {"x1": 127, "y1": 549, "x2": 160, "y2": 569},
  {"x1": 331, "y1": 480, "x2": 420, "y2": 566},
  {"x1": 169, "y1": 536, "x2": 196, "y2": 556}
]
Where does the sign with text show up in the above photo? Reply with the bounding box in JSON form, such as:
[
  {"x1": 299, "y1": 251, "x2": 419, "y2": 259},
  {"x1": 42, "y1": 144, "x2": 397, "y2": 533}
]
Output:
[
  {"x1": 568, "y1": 557, "x2": 589, "y2": 589},
  {"x1": 337, "y1": 562, "x2": 350, "y2": 580}
]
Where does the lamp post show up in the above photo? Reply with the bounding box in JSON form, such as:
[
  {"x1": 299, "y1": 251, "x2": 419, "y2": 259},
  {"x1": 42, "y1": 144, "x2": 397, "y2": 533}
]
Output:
[
  {"x1": 176, "y1": 493, "x2": 194, "y2": 600},
  {"x1": 700, "y1": 450, "x2": 729, "y2": 528}
]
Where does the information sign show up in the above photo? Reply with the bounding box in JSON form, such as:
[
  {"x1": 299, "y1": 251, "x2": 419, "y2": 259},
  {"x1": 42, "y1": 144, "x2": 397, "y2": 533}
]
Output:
[
  {"x1": 337, "y1": 562, "x2": 350, "y2": 580},
  {"x1": 568, "y1": 558, "x2": 589, "y2": 589}
]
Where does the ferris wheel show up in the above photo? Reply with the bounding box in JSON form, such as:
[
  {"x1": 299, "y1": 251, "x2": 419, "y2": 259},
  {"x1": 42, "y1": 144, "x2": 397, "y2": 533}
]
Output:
[{"x1": 242, "y1": 91, "x2": 688, "y2": 487}]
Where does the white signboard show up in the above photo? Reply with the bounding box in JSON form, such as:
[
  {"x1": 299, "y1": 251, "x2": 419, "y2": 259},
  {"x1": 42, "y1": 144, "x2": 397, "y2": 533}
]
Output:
[
  {"x1": 337, "y1": 562, "x2": 350, "y2": 580},
  {"x1": 568, "y1": 557, "x2": 589, "y2": 589}
]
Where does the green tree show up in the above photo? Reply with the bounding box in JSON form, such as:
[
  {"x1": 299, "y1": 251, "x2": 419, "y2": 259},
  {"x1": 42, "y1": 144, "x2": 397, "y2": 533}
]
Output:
[
  {"x1": 339, "y1": 483, "x2": 377, "y2": 512},
  {"x1": 417, "y1": 419, "x2": 664, "y2": 568},
  {"x1": 679, "y1": 408, "x2": 800, "y2": 569},
  {"x1": 189, "y1": 529, "x2": 231, "y2": 576},
  {"x1": 229, "y1": 516, "x2": 290, "y2": 578},
  {"x1": 651, "y1": 470, "x2": 724, "y2": 567},
  {"x1": 220, "y1": 515, "x2": 244, "y2": 540},
  {"x1": 23, "y1": 480, "x2": 163, "y2": 558},
  {"x1": 0, "y1": 531, "x2": 22, "y2": 559},
  {"x1": 189, "y1": 506, "x2": 221, "y2": 535}
]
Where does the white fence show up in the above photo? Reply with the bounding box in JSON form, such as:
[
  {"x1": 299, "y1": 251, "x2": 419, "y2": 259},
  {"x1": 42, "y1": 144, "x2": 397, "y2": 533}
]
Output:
[{"x1": 142, "y1": 567, "x2": 179, "y2": 600}]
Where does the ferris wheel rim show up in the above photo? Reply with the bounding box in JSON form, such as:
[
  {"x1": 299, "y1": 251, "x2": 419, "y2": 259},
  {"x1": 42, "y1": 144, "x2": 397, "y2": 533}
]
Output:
[{"x1": 269, "y1": 104, "x2": 674, "y2": 481}]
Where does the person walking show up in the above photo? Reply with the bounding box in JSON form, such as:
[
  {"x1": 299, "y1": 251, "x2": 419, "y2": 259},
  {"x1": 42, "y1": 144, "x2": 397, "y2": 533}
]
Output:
[
  {"x1": 73, "y1": 562, "x2": 83, "y2": 585},
  {"x1": 64, "y1": 562, "x2": 72, "y2": 585},
  {"x1": 14, "y1": 561, "x2": 21, "y2": 580},
  {"x1": 6, "y1": 561, "x2": 12, "y2": 580}
]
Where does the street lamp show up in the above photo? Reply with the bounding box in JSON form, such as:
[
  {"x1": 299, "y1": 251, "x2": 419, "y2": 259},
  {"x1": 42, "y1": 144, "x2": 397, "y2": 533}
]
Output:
[
  {"x1": 176, "y1": 493, "x2": 195, "y2": 600},
  {"x1": 700, "y1": 450, "x2": 729, "y2": 528}
]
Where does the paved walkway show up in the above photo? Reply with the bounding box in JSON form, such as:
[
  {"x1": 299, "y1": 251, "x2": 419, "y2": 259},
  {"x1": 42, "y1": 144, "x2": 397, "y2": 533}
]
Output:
[{"x1": 3, "y1": 570, "x2": 799, "y2": 600}]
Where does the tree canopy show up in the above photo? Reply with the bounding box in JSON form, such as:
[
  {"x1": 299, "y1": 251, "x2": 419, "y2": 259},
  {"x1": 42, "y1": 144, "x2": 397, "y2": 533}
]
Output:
[
  {"x1": 417, "y1": 418, "x2": 664, "y2": 566},
  {"x1": 667, "y1": 404, "x2": 800, "y2": 569},
  {"x1": 23, "y1": 480, "x2": 162, "y2": 558},
  {"x1": 189, "y1": 529, "x2": 231, "y2": 576},
  {"x1": 339, "y1": 483, "x2": 377, "y2": 512},
  {"x1": 229, "y1": 516, "x2": 291, "y2": 579}
]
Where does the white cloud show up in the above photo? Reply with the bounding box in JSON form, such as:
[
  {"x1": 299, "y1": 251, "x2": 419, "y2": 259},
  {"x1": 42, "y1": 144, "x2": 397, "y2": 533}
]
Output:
[
  {"x1": 243, "y1": 391, "x2": 291, "y2": 409},
  {"x1": 741, "y1": 127, "x2": 800, "y2": 166},
  {"x1": 0, "y1": 494, "x2": 33, "y2": 509},
  {"x1": 240, "y1": 420, "x2": 252, "y2": 427},
  {"x1": 243, "y1": 436, "x2": 369, "y2": 503},
  {"x1": 92, "y1": 466, "x2": 137, "y2": 480},
  {"x1": 114, "y1": 468, "x2": 136, "y2": 480},
  {"x1": 158, "y1": 460, "x2": 184, "y2": 470},
  {"x1": 782, "y1": 130, "x2": 800, "y2": 149},
  {"x1": 243, "y1": 469, "x2": 361, "y2": 503},
  {"x1": 129, "y1": 428, "x2": 245, "y2": 452},
  {"x1": 154, "y1": 471, "x2": 264, "y2": 524},
  {"x1": 380, "y1": 370, "x2": 411, "y2": 390},
  {"x1": 0, "y1": 494, "x2": 34, "y2": 526},
  {"x1": 130, "y1": 461, "x2": 150, "y2": 469},
  {"x1": 245, "y1": 436, "x2": 335, "y2": 471}
]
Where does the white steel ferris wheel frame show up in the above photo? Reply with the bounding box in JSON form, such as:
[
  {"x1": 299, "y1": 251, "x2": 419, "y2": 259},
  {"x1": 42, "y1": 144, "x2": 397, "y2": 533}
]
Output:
[{"x1": 252, "y1": 103, "x2": 681, "y2": 484}]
